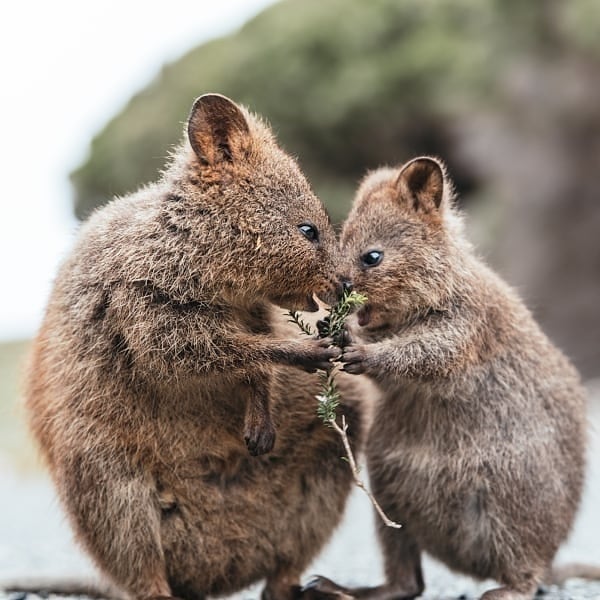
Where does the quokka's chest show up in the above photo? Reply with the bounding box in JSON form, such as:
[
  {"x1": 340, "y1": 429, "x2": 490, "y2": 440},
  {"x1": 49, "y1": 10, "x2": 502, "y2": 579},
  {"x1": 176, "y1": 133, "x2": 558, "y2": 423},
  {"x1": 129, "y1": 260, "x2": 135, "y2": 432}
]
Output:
[{"x1": 366, "y1": 386, "x2": 494, "y2": 484}]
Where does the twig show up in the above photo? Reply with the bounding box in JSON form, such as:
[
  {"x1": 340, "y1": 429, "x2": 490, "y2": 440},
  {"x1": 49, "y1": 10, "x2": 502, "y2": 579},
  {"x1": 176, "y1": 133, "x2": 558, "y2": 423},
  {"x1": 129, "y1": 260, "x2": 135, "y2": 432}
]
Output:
[
  {"x1": 316, "y1": 370, "x2": 340, "y2": 422},
  {"x1": 287, "y1": 310, "x2": 315, "y2": 337},
  {"x1": 287, "y1": 289, "x2": 402, "y2": 530},
  {"x1": 329, "y1": 414, "x2": 402, "y2": 529}
]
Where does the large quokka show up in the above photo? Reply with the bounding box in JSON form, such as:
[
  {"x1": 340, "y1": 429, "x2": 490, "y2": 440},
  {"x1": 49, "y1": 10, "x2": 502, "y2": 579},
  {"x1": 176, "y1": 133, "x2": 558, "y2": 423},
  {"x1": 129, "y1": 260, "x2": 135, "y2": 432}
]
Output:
[
  {"x1": 307, "y1": 157, "x2": 589, "y2": 600},
  {"x1": 23, "y1": 94, "x2": 363, "y2": 600}
]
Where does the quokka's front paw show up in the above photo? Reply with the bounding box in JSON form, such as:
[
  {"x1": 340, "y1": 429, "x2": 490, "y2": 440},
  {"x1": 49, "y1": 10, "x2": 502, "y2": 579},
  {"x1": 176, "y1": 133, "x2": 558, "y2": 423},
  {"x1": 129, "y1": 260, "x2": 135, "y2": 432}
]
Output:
[
  {"x1": 316, "y1": 319, "x2": 353, "y2": 349},
  {"x1": 244, "y1": 419, "x2": 276, "y2": 456},
  {"x1": 340, "y1": 344, "x2": 371, "y2": 375},
  {"x1": 290, "y1": 338, "x2": 341, "y2": 373}
]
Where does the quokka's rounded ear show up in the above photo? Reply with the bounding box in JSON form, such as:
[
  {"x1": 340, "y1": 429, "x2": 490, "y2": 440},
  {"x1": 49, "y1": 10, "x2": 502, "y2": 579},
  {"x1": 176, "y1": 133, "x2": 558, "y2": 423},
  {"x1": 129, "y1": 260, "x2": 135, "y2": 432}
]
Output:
[
  {"x1": 187, "y1": 94, "x2": 251, "y2": 165},
  {"x1": 395, "y1": 156, "x2": 445, "y2": 212}
]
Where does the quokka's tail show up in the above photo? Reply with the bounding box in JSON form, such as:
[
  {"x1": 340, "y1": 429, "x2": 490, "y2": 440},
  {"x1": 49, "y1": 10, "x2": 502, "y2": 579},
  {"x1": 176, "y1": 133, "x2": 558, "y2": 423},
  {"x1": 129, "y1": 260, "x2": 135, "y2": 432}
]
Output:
[
  {"x1": 550, "y1": 563, "x2": 600, "y2": 585},
  {"x1": 2, "y1": 578, "x2": 124, "y2": 600}
]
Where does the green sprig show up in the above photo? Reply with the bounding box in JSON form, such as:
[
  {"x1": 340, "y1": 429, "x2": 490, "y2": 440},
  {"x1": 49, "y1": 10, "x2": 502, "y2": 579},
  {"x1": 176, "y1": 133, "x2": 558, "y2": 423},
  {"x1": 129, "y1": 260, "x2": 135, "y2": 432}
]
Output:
[
  {"x1": 287, "y1": 290, "x2": 367, "y2": 424},
  {"x1": 287, "y1": 310, "x2": 315, "y2": 336},
  {"x1": 319, "y1": 290, "x2": 368, "y2": 340},
  {"x1": 286, "y1": 291, "x2": 402, "y2": 529},
  {"x1": 316, "y1": 371, "x2": 341, "y2": 423}
]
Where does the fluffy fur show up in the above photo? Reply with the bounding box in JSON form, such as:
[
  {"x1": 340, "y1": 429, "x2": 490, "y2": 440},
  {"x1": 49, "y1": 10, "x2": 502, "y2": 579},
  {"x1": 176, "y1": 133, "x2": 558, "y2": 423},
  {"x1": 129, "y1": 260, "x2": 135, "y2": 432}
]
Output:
[
  {"x1": 24, "y1": 95, "x2": 363, "y2": 600},
  {"x1": 308, "y1": 157, "x2": 587, "y2": 600}
]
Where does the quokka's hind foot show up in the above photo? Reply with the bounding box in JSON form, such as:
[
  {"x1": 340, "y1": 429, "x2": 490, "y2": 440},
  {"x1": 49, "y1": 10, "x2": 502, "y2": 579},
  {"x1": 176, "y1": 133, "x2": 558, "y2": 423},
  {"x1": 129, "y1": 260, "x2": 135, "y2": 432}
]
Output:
[
  {"x1": 300, "y1": 577, "x2": 354, "y2": 599},
  {"x1": 261, "y1": 570, "x2": 306, "y2": 600},
  {"x1": 261, "y1": 584, "x2": 304, "y2": 600},
  {"x1": 479, "y1": 582, "x2": 538, "y2": 600},
  {"x1": 549, "y1": 562, "x2": 600, "y2": 585},
  {"x1": 300, "y1": 576, "x2": 421, "y2": 600}
]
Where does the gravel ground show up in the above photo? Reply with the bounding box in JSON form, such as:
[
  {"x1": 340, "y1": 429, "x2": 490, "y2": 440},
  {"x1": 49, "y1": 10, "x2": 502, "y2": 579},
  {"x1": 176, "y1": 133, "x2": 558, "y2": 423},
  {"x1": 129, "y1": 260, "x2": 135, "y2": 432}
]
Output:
[{"x1": 1, "y1": 386, "x2": 599, "y2": 600}]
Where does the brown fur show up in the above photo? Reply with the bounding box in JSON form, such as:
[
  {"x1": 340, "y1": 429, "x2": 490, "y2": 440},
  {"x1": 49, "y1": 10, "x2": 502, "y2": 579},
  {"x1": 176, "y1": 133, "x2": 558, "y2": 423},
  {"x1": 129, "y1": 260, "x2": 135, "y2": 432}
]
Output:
[
  {"x1": 24, "y1": 95, "x2": 364, "y2": 600},
  {"x1": 309, "y1": 157, "x2": 588, "y2": 600}
]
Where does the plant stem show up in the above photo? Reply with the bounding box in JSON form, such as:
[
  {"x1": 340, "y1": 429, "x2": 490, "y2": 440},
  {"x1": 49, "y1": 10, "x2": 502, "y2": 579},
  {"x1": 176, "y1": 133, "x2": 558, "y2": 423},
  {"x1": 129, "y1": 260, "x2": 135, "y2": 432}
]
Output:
[
  {"x1": 286, "y1": 290, "x2": 402, "y2": 530},
  {"x1": 329, "y1": 414, "x2": 402, "y2": 529},
  {"x1": 287, "y1": 310, "x2": 314, "y2": 336}
]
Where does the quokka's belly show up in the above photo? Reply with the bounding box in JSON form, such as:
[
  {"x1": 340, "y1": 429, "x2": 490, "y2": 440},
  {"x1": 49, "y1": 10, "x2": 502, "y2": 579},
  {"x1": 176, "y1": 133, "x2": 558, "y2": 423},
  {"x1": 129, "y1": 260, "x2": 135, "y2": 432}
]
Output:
[
  {"x1": 367, "y1": 423, "x2": 572, "y2": 584},
  {"x1": 368, "y1": 443, "x2": 506, "y2": 579},
  {"x1": 159, "y1": 419, "x2": 358, "y2": 596}
]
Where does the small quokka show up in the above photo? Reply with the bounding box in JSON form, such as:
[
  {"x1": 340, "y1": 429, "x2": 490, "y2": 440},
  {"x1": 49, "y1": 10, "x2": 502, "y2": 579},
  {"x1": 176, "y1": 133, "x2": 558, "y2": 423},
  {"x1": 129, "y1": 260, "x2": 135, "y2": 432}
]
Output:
[
  {"x1": 307, "y1": 157, "x2": 589, "y2": 600},
  {"x1": 23, "y1": 94, "x2": 363, "y2": 600}
]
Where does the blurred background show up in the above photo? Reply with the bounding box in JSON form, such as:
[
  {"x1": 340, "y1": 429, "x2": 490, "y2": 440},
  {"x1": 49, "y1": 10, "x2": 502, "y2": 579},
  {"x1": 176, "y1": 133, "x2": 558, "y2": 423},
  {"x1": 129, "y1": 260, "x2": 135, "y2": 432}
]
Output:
[{"x1": 1, "y1": 0, "x2": 599, "y2": 595}]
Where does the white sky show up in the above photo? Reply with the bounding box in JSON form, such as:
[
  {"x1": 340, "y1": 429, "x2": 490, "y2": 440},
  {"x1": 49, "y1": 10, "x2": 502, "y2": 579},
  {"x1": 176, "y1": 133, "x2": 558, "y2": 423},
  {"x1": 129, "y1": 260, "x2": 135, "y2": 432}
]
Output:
[{"x1": 0, "y1": 0, "x2": 277, "y2": 341}]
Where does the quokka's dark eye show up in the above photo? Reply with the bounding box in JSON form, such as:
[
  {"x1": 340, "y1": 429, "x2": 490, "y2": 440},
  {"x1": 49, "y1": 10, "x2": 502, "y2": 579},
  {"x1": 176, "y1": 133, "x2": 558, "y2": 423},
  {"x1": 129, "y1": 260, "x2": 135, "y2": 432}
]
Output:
[
  {"x1": 361, "y1": 250, "x2": 384, "y2": 268},
  {"x1": 298, "y1": 223, "x2": 319, "y2": 243}
]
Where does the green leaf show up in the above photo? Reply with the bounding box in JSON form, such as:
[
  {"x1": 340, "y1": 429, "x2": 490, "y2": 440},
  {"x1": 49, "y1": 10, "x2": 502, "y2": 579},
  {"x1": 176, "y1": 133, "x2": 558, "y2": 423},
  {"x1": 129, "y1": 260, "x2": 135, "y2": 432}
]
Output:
[
  {"x1": 320, "y1": 290, "x2": 368, "y2": 339},
  {"x1": 289, "y1": 290, "x2": 366, "y2": 423},
  {"x1": 286, "y1": 310, "x2": 315, "y2": 336}
]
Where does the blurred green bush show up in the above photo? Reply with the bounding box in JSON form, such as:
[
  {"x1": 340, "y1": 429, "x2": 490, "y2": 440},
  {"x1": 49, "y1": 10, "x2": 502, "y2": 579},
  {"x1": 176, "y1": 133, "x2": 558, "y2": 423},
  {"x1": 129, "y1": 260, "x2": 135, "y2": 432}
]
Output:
[
  {"x1": 70, "y1": 0, "x2": 600, "y2": 377},
  {"x1": 68, "y1": 0, "x2": 542, "y2": 220}
]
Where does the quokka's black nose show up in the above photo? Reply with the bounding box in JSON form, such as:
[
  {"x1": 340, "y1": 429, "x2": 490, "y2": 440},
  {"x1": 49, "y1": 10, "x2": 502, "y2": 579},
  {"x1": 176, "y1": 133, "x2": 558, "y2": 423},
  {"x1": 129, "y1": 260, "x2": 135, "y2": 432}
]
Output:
[{"x1": 336, "y1": 278, "x2": 353, "y2": 299}]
